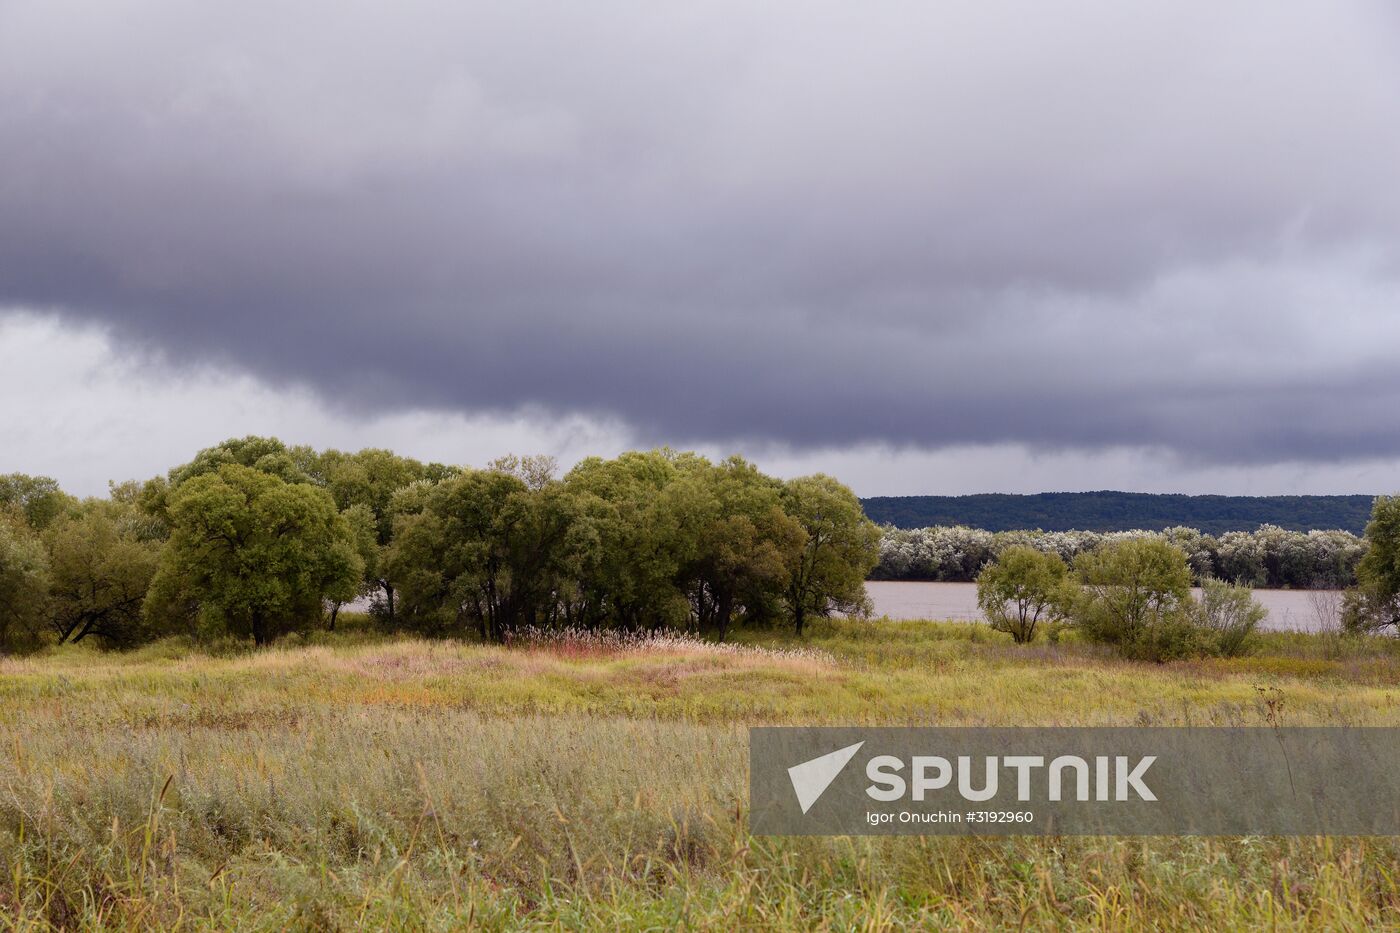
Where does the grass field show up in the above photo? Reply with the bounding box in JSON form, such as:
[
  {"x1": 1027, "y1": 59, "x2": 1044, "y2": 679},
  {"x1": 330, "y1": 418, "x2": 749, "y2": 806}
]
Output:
[{"x1": 5, "y1": 617, "x2": 1400, "y2": 930}]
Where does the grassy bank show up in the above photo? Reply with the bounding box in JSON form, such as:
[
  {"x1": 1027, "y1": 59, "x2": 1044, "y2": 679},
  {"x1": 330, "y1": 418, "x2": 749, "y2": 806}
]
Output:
[{"x1": 4, "y1": 619, "x2": 1400, "y2": 929}]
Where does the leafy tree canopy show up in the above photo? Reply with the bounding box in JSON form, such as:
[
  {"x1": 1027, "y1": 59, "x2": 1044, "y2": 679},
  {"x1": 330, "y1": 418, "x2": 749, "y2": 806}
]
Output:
[
  {"x1": 0, "y1": 473, "x2": 77, "y2": 530},
  {"x1": 44, "y1": 499, "x2": 162, "y2": 647},
  {"x1": 147, "y1": 463, "x2": 362, "y2": 645},
  {"x1": 781, "y1": 474, "x2": 881, "y2": 634},
  {"x1": 976, "y1": 546, "x2": 1072, "y2": 644},
  {"x1": 0, "y1": 512, "x2": 49, "y2": 653}
]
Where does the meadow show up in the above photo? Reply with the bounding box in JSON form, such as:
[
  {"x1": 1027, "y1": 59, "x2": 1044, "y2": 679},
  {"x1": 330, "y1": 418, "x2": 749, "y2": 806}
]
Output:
[{"x1": 5, "y1": 618, "x2": 1400, "y2": 930}]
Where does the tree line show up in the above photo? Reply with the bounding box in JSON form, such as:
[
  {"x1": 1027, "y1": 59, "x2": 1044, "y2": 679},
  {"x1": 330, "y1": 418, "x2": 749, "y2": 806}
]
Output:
[
  {"x1": 862, "y1": 491, "x2": 1375, "y2": 536},
  {"x1": 0, "y1": 439, "x2": 880, "y2": 653},
  {"x1": 875, "y1": 524, "x2": 1366, "y2": 590}
]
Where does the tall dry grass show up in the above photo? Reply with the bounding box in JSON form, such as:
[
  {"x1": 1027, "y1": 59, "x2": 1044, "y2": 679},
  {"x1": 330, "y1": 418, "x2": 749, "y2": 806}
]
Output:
[{"x1": 4, "y1": 620, "x2": 1400, "y2": 929}]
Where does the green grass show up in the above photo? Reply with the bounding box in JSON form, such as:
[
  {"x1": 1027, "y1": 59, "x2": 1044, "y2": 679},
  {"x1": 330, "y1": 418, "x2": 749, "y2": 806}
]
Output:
[{"x1": 5, "y1": 617, "x2": 1400, "y2": 929}]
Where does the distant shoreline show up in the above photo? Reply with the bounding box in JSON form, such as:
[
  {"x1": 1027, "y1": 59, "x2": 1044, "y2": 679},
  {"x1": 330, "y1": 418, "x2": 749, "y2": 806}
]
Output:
[{"x1": 862, "y1": 491, "x2": 1376, "y2": 536}]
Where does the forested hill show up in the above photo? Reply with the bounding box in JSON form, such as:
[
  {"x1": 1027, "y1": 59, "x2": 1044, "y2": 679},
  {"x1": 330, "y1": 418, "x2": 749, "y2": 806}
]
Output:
[{"x1": 860, "y1": 492, "x2": 1378, "y2": 536}]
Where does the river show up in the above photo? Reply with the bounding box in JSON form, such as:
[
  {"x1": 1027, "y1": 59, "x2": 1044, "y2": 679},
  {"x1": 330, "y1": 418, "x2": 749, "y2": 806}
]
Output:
[{"x1": 864, "y1": 580, "x2": 1341, "y2": 632}]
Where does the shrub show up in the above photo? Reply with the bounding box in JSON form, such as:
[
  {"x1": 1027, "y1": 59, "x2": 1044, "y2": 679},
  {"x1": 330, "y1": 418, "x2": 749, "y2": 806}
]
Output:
[
  {"x1": 1071, "y1": 539, "x2": 1200, "y2": 662},
  {"x1": 975, "y1": 546, "x2": 1074, "y2": 644},
  {"x1": 1194, "y1": 577, "x2": 1265, "y2": 657}
]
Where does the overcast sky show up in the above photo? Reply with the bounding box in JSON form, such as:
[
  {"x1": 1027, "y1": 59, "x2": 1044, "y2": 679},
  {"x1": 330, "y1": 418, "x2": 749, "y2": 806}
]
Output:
[{"x1": 4, "y1": 1, "x2": 1400, "y2": 498}]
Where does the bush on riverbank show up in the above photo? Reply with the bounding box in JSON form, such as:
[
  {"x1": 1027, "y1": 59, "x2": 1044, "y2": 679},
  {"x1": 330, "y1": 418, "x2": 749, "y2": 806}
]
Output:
[{"x1": 974, "y1": 539, "x2": 1268, "y2": 661}]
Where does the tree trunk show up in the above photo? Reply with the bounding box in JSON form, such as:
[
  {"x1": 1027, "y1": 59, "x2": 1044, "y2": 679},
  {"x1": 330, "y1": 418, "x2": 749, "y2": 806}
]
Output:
[
  {"x1": 383, "y1": 583, "x2": 396, "y2": 621},
  {"x1": 251, "y1": 610, "x2": 268, "y2": 647},
  {"x1": 716, "y1": 593, "x2": 733, "y2": 642},
  {"x1": 72, "y1": 616, "x2": 98, "y2": 643},
  {"x1": 794, "y1": 604, "x2": 806, "y2": 637},
  {"x1": 57, "y1": 617, "x2": 80, "y2": 644}
]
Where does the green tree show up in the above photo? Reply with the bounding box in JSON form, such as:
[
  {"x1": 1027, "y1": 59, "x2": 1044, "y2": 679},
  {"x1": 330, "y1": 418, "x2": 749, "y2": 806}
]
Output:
[
  {"x1": 386, "y1": 466, "x2": 578, "y2": 640},
  {"x1": 667, "y1": 456, "x2": 804, "y2": 640},
  {"x1": 0, "y1": 513, "x2": 49, "y2": 653},
  {"x1": 1072, "y1": 539, "x2": 1198, "y2": 661},
  {"x1": 976, "y1": 546, "x2": 1073, "y2": 644},
  {"x1": 141, "y1": 436, "x2": 314, "y2": 528},
  {"x1": 43, "y1": 501, "x2": 162, "y2": 647},
  {"x1": 148, "y1": 463, "x2": 362, "y2": 646},
  {"x1": 562, "y1": 450, "x2": 693, "y2": 632},
  {"x1": 328, "y1": 503, "x2": 378, "y2": 629},
  {"x1": 1345, "y1": 495, "x2": 1400, "y2": 634},
  {"x1": 780, "y1": 475, "x2": 881, "y2": 635},
  {"x1": 0, "y1": 473, "x2": 76, "y2": 530},
  {"x1": 321, "y1": 448, "x2": 459, "y2": 621}
]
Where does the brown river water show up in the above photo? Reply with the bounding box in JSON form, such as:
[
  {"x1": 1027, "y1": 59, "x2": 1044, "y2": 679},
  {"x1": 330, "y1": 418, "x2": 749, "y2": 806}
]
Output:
[{"x1": 864, "y1": 580, "x2": 1341, "y2": 632}]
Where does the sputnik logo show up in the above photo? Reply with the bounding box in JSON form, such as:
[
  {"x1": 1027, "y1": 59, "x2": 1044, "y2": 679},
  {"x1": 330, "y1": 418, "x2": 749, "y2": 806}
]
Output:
[{"x1": 787, "y1": 741, "x2": 864, "y2": 814}]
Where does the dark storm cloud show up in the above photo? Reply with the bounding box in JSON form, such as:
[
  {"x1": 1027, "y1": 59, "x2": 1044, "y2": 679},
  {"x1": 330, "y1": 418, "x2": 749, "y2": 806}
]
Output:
[{"x1": 3, "y1": 0, "x2": 1400, "y2": 464}]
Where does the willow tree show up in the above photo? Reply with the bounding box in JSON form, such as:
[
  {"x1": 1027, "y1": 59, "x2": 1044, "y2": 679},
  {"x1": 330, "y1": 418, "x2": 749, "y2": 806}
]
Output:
[
  {"x1": 320, "y1": 447, "x2": 459, "y2": 621},
  {"x1": 976, "y1": 546, "x2": 1073, "y2": 644},
  {"x1": 779, "y1": 474, "x2": 881, "y2": 635},
  {"x1": 561, "y1": 450, "x2": 694, "y2": 632},
  {"x1": 1073, "y1": 538, "x2": 1196, "y2": 661},
  {"x1": 667, "y1": 456, "x2": 804, "y2": 639},
  {"x1": 384, "y1": 463, "x2": 580, "y2": 640},
  {"x1": 1345, "y1": 495, "x2": 1400, "y2": 634},
  {"x1": 44, "y1": 501, "x2": 161, "y2": 646},
  {"x1": 0, "y1": 512, "x2": 48, "y2": 653},
  {"x1": 148, "y1": 463, "x2": 362, "y2": 645},
  {"x1": 0, "y1": 473, "x2": 75, "y2": 530}
]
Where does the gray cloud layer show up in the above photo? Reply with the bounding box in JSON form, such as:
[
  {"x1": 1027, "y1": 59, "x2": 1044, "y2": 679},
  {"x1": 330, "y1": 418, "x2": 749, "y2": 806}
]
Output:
[{"x1": 3, "y1": 1, "x2": 1400, "y2": 464}]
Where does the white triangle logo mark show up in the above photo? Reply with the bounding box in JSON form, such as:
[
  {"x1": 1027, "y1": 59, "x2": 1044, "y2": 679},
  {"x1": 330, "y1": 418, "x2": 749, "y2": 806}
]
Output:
[{"x1": 788, "y1": 741, "x2": 865, "y2": 814}]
